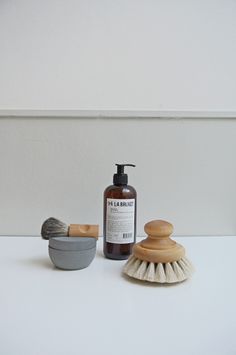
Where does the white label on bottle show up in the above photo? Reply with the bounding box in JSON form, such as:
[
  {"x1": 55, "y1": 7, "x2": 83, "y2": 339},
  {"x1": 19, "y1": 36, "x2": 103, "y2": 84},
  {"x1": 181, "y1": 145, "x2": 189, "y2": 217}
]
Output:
[{"x1": 106, "y1": 198, "x2": 135, "y2": 244}]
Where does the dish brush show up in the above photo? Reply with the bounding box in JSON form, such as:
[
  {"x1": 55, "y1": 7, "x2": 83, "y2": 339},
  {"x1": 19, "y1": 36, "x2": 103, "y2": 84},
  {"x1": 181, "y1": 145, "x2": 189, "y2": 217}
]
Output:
[
  {"x1": 41, "y1": 217, "x2": 98, "y2": 240},
  {"x1": 123, "y1": 220, "x2": 194, "y2": 283}
]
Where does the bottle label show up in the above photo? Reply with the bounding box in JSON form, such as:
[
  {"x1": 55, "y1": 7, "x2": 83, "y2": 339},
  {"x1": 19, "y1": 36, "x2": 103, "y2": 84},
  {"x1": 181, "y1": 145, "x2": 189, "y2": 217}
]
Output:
[{"x1": 106, "y1": 198, "x2": 135, "y2": 244}]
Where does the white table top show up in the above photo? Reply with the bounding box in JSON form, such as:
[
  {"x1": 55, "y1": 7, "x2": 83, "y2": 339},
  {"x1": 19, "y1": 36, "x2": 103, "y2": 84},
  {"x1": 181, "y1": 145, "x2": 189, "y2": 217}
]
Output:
[{"x1": 0, "y1": 236, "x2": 235, "y2": 355}]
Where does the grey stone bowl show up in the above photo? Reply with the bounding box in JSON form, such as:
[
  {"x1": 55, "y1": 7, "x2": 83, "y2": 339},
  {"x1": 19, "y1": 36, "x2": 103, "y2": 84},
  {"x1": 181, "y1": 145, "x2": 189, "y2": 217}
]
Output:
[{"x1": 48, "y1": 236, "x2": 97, "y2": 270}]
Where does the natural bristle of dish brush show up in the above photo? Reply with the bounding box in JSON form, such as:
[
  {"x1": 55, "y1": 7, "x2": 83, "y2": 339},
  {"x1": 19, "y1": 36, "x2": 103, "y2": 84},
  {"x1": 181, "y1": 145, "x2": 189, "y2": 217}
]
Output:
[
  {"x1": 123, "y1": 255, "x2": 194, "y2": 283},
  {"x1": 41, "y1": 217, "x2": 68, "y2": 239}
]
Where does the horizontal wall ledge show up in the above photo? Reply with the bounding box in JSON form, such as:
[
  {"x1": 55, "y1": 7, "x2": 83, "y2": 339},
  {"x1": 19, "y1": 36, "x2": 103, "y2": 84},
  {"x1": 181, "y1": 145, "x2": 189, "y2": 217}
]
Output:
[{"x1": 0, "y1": 109, "x2": 236, "y2": 119}]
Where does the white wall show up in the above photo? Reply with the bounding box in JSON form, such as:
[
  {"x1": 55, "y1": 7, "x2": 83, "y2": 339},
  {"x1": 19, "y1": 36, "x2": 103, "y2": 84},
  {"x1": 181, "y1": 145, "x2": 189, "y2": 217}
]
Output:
[
  {"x1": 1, "y1": 1, "x2": 235, "y2": 236},
  {"x1": 0, "y1": 117, "x2": 235, "y2": 236},
  {"x1": 0, "y1": 0, "x2": 236, "y2": 114}
]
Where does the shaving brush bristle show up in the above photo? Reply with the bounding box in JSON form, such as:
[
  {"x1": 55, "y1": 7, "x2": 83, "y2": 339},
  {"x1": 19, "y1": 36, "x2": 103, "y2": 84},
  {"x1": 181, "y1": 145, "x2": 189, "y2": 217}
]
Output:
[{"x1": 41, "y1": 217, "x2": 68, "y2": 239}]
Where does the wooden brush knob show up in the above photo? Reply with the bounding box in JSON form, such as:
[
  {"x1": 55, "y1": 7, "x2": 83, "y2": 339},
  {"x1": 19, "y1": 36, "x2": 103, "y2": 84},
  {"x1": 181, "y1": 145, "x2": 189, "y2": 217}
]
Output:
[
  {"x1": 133, "y1": 220, "x2": 185, "y2": 263},
  {"x1": 144, "y1": 220, "x2": 173, "y2": 237}
]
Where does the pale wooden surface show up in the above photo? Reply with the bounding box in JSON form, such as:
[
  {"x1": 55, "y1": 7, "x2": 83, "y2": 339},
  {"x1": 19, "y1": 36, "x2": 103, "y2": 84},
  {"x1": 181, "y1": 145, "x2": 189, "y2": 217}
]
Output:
[
  {"x1": 0, "y1": 236, "x2": 235, "y2": 355},
  {"x1": 68, "y1": 224, "x2": 99, "y2": 238}
]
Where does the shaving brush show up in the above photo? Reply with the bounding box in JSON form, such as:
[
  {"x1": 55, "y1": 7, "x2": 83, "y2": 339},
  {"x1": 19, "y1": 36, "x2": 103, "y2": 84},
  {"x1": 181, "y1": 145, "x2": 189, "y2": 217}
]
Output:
[{"x1": 41, "y1": 217, "x2": 99, "y2": 240}]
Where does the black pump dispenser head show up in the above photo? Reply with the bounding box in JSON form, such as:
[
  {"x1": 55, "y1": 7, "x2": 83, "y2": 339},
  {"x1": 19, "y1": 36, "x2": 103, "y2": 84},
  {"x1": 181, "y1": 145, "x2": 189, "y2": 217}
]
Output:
[{"x1": 113, "y1": 164, "x2": 135, "y2": 185}]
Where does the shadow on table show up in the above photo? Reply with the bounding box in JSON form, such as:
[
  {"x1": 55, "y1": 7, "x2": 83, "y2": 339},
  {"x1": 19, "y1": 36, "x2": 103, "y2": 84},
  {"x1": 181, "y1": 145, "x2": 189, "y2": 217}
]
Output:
[{"x1": 18, "y1": 257, "x2": 53, "y2": 270}]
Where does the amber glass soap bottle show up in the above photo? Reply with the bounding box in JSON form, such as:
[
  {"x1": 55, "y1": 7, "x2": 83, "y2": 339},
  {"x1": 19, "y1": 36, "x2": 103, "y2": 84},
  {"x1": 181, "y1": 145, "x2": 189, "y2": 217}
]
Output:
[{"x1": 103, "y1": 164, "x2": 136, "y2": 260}]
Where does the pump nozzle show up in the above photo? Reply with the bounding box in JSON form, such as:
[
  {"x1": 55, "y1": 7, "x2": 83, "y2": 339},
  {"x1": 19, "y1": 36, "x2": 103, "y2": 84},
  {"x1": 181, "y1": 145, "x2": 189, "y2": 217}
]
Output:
[{"x1": 113, "y1": 164, "x2": 136, "y2": 185}]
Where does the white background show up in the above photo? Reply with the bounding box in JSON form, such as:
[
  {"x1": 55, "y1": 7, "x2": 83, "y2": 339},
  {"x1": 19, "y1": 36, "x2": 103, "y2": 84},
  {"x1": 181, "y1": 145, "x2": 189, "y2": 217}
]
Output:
[
  {"x1": 0, "y1": 1, "x2": 236, "y2": 236},
  {"x1": 0, "y1": 117, "x2": 235, "y2": 236},
  {"x1": 0, "y1": 5, "x2": 235, "y2": 355},
  {"x1": 0, "y1": 0, "x2": 236, "y2": 114}
]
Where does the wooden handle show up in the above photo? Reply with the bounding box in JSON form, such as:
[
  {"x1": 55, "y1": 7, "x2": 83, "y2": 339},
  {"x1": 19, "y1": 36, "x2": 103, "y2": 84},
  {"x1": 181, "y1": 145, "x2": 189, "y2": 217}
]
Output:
[
  {"x1": 68, "y1": 224, "x2": 99, "y2": 239},
  {"x1": 133, "y1": 220, "x2": 185, "y2": 263}
]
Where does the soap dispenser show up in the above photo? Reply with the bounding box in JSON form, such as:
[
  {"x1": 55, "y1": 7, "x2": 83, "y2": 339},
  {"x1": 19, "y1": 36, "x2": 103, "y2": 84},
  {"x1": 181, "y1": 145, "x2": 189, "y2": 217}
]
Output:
[{"x1": 103, "y1": 164, "x2": 136, "y2": 260}]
